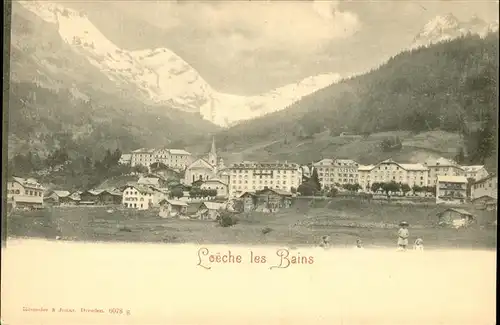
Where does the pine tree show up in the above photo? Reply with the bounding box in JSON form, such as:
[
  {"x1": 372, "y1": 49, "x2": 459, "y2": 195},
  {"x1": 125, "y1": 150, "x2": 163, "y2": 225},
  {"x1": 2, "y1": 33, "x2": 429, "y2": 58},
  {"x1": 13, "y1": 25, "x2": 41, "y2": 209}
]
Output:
[
  {"x1": 455, "y1": 147, "x2": 466, "y2": 164},
  {"x1": 310, "y1": 167, "x2": 321, "y2": 192}
]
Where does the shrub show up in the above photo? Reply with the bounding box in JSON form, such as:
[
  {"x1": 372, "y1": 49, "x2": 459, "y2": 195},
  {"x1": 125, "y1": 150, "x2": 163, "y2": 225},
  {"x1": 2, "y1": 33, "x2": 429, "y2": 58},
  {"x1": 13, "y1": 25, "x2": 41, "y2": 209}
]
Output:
[
  {"x1": 162, "y1": 235, "x2": 178, "y2": 243},
  {"x1": 217, "y1": 212, "x2": 238, "y2": 227},
  {"x1": 327, "y1": 187, "x2": 338, "y2": 197},
  {"x1": 118, "y1": 226, "x2": 132, "y2": 232},
  {"x1": 262, "y1": 227, "x2": 273, "y2": 234}
]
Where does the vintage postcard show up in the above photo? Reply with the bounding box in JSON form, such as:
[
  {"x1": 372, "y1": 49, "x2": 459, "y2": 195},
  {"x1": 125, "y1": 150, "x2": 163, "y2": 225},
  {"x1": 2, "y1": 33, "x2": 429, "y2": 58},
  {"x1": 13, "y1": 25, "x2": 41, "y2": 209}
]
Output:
[{"x1": 1, "y1": 0, "x2": 498, "y2": 324}]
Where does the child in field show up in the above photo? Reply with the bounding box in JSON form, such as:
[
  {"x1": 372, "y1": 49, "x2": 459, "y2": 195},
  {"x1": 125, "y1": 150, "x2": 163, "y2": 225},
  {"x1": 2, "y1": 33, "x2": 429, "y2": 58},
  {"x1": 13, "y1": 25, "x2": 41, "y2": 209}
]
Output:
[
  {"x1": 319, "y1": 235, "x2": 331, "y2": 249},
  {"x1": 413, "y1": 237, "x2": 424, "y2": 251},
  {"x1": 355, "y1": 239, "x2": 364, "y2": 249},
  {"x1": 397, "y1": 221, "x2": 409, "y2": 251}
]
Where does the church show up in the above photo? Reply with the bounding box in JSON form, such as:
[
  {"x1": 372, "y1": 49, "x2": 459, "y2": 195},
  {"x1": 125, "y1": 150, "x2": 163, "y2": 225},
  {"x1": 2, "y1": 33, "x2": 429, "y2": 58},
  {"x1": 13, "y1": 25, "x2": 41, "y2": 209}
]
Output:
[{"x1": 183, "y1": 137, "x2": 228, "y2": 186}]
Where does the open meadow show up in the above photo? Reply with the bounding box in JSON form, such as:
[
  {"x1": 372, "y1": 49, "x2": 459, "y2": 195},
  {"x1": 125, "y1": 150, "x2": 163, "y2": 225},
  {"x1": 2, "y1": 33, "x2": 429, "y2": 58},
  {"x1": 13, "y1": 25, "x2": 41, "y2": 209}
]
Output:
[{"x1": 6, "y1": 198, "x2": 497, "y2": 249}]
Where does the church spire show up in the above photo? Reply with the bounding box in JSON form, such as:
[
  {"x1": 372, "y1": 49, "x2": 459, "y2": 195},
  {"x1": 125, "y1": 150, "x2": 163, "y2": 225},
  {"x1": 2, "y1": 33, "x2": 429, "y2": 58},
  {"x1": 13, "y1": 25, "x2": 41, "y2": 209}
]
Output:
[
  {"x1": 210, "y1": 136, "x2": 216, "y2": 156},
  {"x1": 207, "y1": 136, "x2": 217, "y2": 167}
]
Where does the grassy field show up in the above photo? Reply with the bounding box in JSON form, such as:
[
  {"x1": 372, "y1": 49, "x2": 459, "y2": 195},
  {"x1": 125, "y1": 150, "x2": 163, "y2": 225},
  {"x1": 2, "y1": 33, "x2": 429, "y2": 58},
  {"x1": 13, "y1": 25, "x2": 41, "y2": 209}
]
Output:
[{"x1": 6, "y1": 198, "x2": 497, "y2": 249}]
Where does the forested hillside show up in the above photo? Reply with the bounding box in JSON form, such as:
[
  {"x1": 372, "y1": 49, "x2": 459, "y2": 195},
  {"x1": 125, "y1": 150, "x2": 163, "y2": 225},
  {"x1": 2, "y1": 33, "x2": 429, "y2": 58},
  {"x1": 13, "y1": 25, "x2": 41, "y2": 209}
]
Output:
[
  {"x1": 8, "y1": 81, "x2": 219, "y2": 160},
  {"x1": 216, "y1": 34, "x2": 498, "y2": 166}
]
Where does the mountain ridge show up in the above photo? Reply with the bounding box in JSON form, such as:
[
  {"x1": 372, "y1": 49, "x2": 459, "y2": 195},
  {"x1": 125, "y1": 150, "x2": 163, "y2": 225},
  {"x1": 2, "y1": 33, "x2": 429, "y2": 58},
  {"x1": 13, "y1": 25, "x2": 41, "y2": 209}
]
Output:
[
  {"x1": 8, "y1": 2, "x2": 219, "y2": 160},
  {"x1": 17, "y1": 0, "x2": 342, "y2": 127}
]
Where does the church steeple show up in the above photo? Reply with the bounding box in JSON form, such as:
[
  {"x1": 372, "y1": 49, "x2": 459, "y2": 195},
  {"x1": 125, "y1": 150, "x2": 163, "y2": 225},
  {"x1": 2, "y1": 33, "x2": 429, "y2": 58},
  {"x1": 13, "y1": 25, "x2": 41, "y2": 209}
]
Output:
[
  {"x1": 210, "y1": 136, "x2": 216, "y2": 157},
  {"x1": 207, "y1": 136, "x2": 217, "y2": 167}
]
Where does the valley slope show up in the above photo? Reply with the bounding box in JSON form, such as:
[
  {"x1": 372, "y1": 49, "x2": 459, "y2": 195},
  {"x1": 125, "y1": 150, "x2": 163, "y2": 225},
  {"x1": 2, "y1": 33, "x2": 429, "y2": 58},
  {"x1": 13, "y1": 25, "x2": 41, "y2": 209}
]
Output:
[
  {"x1": 198, "y1": 34, "x2": 498, "y2": 171},
  {"x1": 8, "y1": 1, "x2": 219, "y2": 160}
]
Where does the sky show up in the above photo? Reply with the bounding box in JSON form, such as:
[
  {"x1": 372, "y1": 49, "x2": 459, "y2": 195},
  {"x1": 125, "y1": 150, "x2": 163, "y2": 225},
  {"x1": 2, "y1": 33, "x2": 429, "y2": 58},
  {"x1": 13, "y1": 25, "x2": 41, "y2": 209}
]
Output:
[{"x1": 65, "y1": 0, "x2": 499, "y2": 95}]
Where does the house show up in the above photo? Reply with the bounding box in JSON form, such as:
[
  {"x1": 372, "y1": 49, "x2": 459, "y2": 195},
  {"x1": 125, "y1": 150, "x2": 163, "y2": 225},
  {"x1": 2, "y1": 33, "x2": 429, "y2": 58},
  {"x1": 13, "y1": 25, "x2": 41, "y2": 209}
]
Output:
[
  {"x1": 121, "y1": 185, "x2": 166, "y2": 210},
  {"x1": 437, "y1": 208, "x2": 474, "y2": 228},
  {"x1": 186, "y1": 202, "x2": 203, "y2": 217},
  {"x1": 146, "y1": 167, "x2": 179, "y2": 181},
  {"x1": 45, "y1": 190, "x2": 78, "y2": 206},
  {"x1": 472, "y1": 195, "x2": 497, "y2": 210},
  {"x1": 196, "y1": 201, "x2": 226, "y2": 220},
  {"x1": 138, "y1": 176, "x2": 168, "y2": 189},
  {"x1": 436, "y1": 175, "x2": 468, "y2": 205},
  {"x1": 69, "y1": 191, "x2": 82, "y2": 201},
  {"x1": 471, "y1": 195, "x2": 496, "y2": 205},
  {"x1": 238, "y1": 192, "x2": 258, "y2": 212},
  {"x1": 255, "y1": 188, "x2": 293, "y2": 212},
  {"x1": 485, "y1": 202, "x2": 497, "y2": 211},
  {"x1": 462, "y1": 165, "x2": 489, "y2": 181},
  {"x1": 158, "y1": 199, "x2": 188, "y2": 218},
  {"x1": 200, "y1": 178, "x2": 229, "y2": 198},
  {"x1": 216, "y1": 168, "x2": 231, "y2": 185},
  {"x1": 79, "y1": 190, "x2": 100, "y2": 205},
  {"x1": 118, "y1": 153, "x2": 132, "y2": 165},
  {"x1": 471, "y1": 174, "x2": 497, "y2": 200},
  {"x1": 424, "y1": 157, "x2": 465, "y2": 186},
  {"x1": 98, "y1": 190, "x2": 123, "y2": 205},
  {"x1": 6, "y1": 177, "x2": 45, "y2": 209},
  {"x1": 79, "y1": 190, "x2": 122, "y2": 205}
]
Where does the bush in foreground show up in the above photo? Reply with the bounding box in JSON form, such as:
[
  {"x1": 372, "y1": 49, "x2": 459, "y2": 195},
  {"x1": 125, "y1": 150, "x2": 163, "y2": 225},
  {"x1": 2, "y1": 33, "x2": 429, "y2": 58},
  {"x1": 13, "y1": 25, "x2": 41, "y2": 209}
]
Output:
[
  {"x1": 217, "y1": 212, "x2": 238, "y2": 227},
  {"x1": 262, "y1": 227, "x2": 273, "y2": 235}
]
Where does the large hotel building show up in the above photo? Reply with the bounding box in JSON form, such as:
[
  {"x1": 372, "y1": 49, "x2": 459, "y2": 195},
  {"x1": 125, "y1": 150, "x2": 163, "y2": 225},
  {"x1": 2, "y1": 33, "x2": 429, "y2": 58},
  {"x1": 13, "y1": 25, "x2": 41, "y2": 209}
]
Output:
[
  {"x1": 313, "y1": 158, "x2": 359, "y2": 187},
  {"x1": 130, "y1": 148, "x2": 192, "y2": 170},
  {"x1": 357, "y1": 159, "x2": 429, "y2": 190},
  {"x1": 228, "y1": 161, "x2": 302, "y2": 197}
]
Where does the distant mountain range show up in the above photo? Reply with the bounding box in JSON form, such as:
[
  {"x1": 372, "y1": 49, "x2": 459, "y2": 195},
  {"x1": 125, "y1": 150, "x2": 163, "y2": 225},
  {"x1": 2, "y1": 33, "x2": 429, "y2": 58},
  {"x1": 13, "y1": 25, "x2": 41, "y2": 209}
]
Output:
[
  {"x1": 8, "y1": 0, "x2": 499, "y2": 165},
  {"x1": 11, "y1": 2, "x2": 499, "y2": 129},
  {"x1": 15, "y1": 1, "x2": 342, "y2": 127},
  {"x1": 8, "y1": 1, "x2": 219, "y2": 159},
  {"x1": 211, "y1": 33, "x2": 498, "y2": 171},
  {"x1": 411, "y1": 13, "x2": 499, "y2": 49}
]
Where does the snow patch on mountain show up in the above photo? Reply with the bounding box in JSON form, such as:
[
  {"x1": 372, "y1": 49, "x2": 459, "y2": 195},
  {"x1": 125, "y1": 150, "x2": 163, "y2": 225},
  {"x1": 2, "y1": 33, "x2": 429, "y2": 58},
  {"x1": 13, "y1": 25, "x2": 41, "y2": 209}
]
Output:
[
  {"x1": 411, "y1": 13, "x2": 499, "y2": 49},
  {"x1": 17, "y1": 0, "x2": 341, "y2": 127}
]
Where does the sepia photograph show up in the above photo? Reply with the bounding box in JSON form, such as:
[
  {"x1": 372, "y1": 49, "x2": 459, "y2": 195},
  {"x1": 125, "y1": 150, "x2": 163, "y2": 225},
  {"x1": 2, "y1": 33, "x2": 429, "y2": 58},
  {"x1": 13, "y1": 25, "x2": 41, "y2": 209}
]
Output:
[{"x1": 1, "y1": 0, "x2": 498, "y2": 324}]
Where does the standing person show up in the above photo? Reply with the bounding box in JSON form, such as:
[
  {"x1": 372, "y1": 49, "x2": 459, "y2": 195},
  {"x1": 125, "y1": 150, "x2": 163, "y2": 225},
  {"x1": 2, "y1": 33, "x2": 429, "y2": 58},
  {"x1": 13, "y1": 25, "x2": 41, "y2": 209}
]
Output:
[
  {"x1": 397, "y1": 221, "x2": 409, "y2": 251},
  {"x1": 355, "y1": 239, "x2": 364, "y2": 249},
  {"x1": 319, "y1": 235, "x2": 331, "y2": 249}
]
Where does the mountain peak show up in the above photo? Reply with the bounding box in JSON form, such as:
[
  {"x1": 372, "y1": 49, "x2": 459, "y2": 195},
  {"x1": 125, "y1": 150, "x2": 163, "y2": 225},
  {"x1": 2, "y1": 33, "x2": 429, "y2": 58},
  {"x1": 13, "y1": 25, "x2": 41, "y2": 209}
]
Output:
[
  {"x1": 421, "y1": 13, "x2": 460, "y2": 33},
  {"x1": 411, "y1": 14, "x2": 493, "y2": 49},
  {"x1": 442, "y1": 12, "x2": 459, "y2": 22},
  {"x1": 14, "y1": 0, "x2": 342, "y2": 128}
]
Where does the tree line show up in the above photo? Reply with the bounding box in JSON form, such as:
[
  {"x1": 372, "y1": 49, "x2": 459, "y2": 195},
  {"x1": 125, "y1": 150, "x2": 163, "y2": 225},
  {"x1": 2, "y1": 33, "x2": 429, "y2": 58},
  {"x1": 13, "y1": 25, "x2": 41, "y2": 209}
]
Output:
[{"x1": 8, "y1": 147, "x2": 128, "y2": 191}]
